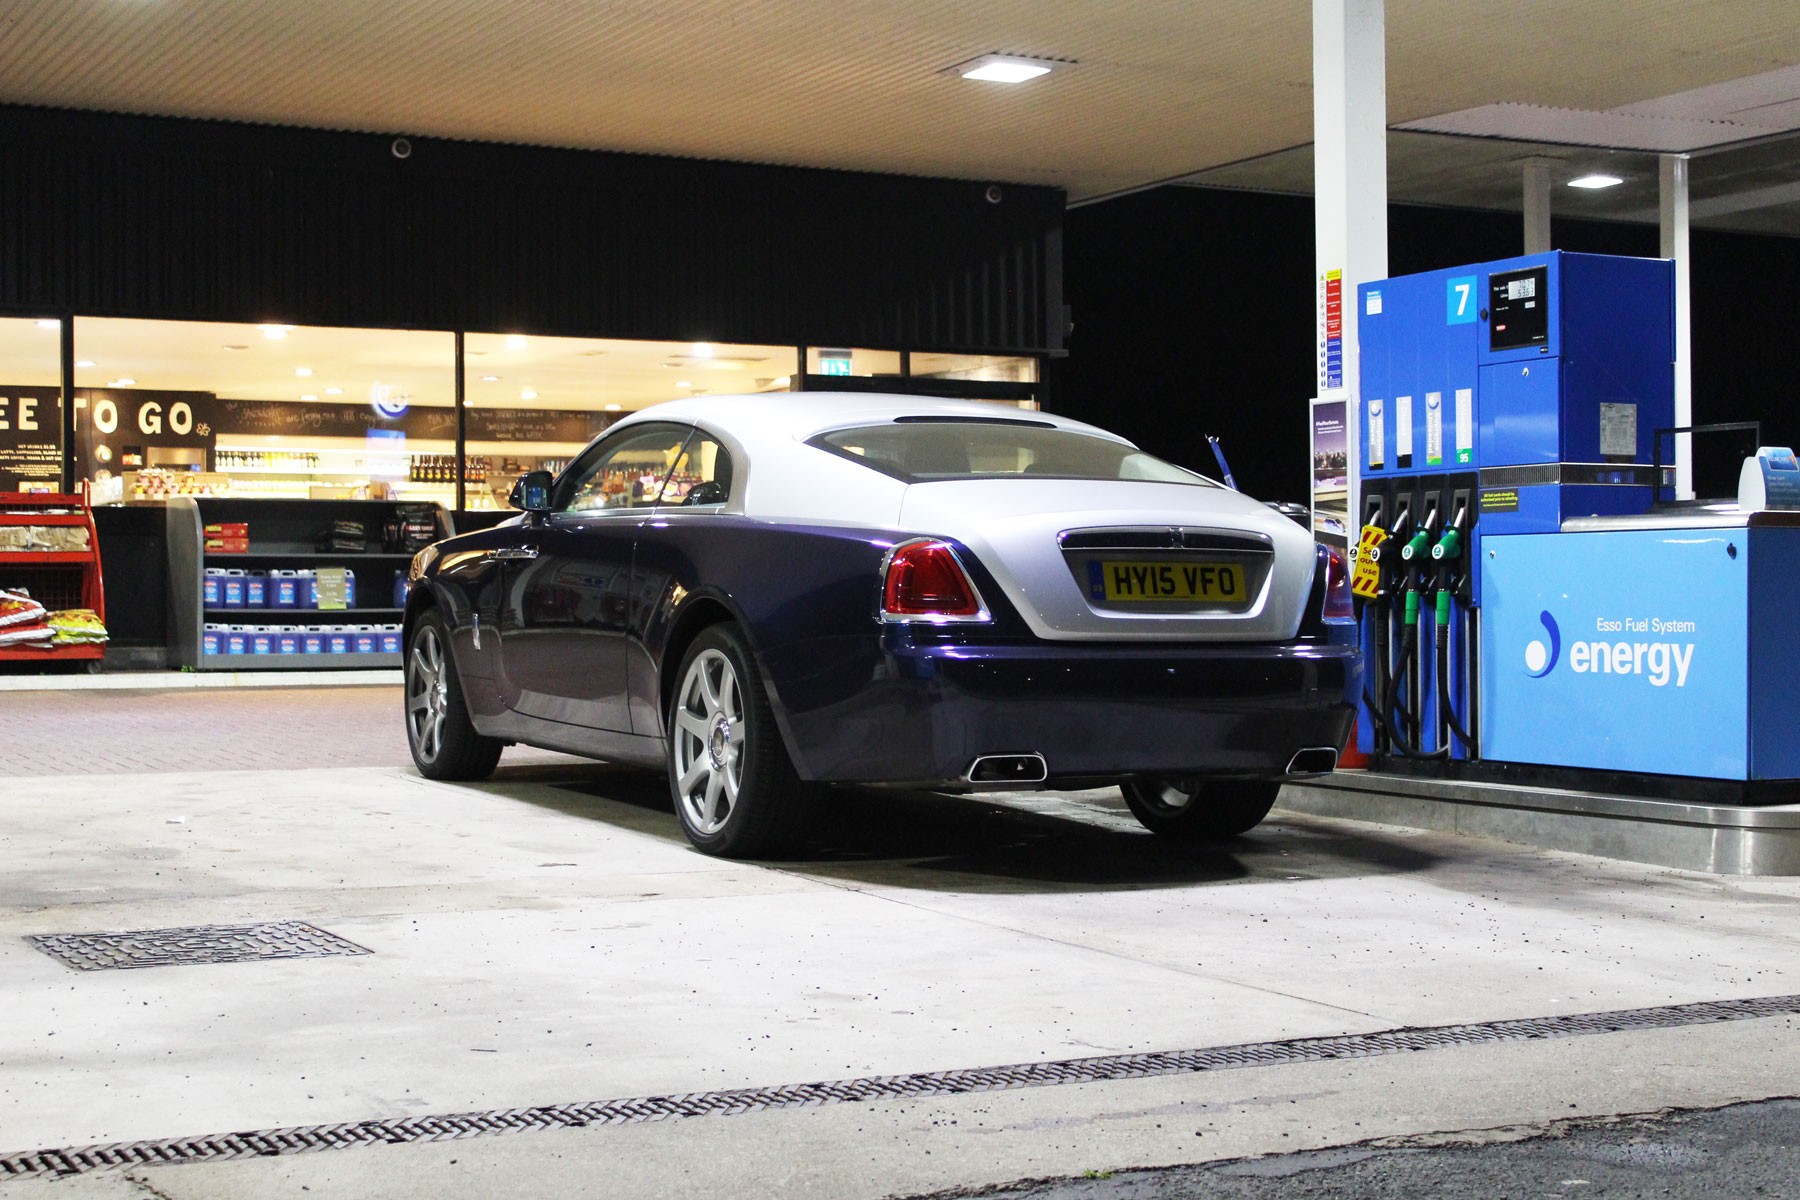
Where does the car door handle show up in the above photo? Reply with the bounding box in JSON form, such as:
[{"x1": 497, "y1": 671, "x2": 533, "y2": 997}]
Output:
[{"x1": 491, "y1": 546, "x2": 540, "y2": 561}]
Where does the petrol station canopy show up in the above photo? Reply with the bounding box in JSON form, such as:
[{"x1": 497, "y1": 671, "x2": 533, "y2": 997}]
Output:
[{"x1": 0, "y1": 0, "x2": 1796, "y2": 229}]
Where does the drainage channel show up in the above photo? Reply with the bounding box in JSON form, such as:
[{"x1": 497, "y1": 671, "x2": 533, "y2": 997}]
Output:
[{"x1": 7, "y1": 992, "x2": 1800, "y2": 1179}]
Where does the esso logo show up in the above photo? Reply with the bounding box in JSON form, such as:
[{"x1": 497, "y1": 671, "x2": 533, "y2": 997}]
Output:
[
  {"x1": 370, "y1": 381, "x2": 409, "y2": 419},
  {"x1": 1524, "y1": 610, "x2": 1561, "y2": 677}
]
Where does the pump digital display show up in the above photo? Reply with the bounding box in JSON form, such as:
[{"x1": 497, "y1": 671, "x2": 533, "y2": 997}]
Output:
[{"x1": 1488, "y1": 266, "x2": 1550, "y2": 351}]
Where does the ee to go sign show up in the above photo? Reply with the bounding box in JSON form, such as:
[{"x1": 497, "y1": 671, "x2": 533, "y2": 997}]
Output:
[{"x1": 77, "y1": 395, "x2": 197, "y2": 436}]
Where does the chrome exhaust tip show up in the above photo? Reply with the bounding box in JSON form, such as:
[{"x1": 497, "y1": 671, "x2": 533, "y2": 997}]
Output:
[
  {"x1": 966, "y1": 753, "x2": 1049, "y2": 785},
  {"x1": 1285, "y1": 747, "x2": 1339, "y2": 776}
]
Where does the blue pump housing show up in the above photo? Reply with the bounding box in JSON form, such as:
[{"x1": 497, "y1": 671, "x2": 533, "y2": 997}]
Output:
[{"x1": 1354, "y1": 251, "x2": 1675, "y2": 766}]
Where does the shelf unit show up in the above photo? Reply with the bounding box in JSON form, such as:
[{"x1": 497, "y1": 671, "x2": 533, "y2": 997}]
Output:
[
  {"x1": 167, "y1": 496, "x2": 451, "y2": 670},
  {"x1": 0, "y1": 488, "x2": 107, "y2": 664}
]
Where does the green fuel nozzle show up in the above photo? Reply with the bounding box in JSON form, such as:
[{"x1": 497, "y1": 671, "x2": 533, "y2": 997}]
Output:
[
  {"x1": 1400, "y1": 529, "x2": 1431, "y2": 565},
  {"x1": 1404, "y1": 589, "x2": 1421, "y2": 626},
  {"x1": 1435, "y1": 588, "x2": 1453, "y2": 626},
  {"x1": 1432, "y1": 526, "x2": 1463, "y2": 563}
]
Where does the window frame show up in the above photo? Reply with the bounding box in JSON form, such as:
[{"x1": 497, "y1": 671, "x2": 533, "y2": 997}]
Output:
[{"x1": 550, "y1": 421, "x2": 696, "y2": 516}]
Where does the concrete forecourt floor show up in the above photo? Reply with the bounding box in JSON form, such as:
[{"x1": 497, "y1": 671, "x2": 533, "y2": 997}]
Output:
[{"x1": 2, "y1": 686, "x2": 1799, "y2": 1198}]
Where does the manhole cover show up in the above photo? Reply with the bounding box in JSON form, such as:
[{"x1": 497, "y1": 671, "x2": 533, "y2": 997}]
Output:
[{"x1": 26, "y1": 921, "x2": 370, "y2": 971}]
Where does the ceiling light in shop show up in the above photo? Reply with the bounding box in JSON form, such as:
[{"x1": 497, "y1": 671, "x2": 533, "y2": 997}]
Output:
[
  {"x1": 674, "y1": 380, "x2": 692, "y2": 388},
  {"x1": 604, "y1": 404, "x2": 622, "y2": 411},
  {"x1": 109, "y1": 378, "x2": 136, "y2": 387},
  {"x1": 295, "y1": 367, "x2": 313, "y2": 376},
  {"x1": 1567, "y1": 174, "x2": 1624, "y2": 189},
  {"x1": 301, "y1": 394, "x2": 318, "y2": 402},
  {"x1": 325, "y1": 387, "x2": 343, "y2": 395},
  {"x1": 259, "y1": 325, "x2": 293, "y2": 339},
  {"x1": 520, "y1": 389, "x2": 538, "y2": 400},
  {"x1": 35, "y1": 319, "x2": 59, "y2": 329},
  {"x1": 689, "y1": 344, "x2": 714, "y2": 358},
  {"x1": 506, "y1": 335, "x2": 529, "y2": 350},
  {"x1": 481, "y1": 375, "x2": 499, "y2": 382},
  {"x1": 75, "y1": 360, "x2": 94, "y2": 368},
  {"x1": 949, "y1": 53, "x2": 1064, "y2": 83}
]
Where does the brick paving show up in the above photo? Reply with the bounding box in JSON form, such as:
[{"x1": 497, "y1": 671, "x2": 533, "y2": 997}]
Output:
[{"x1": 0, "y1": 686, "x2": 576, "y2": 776}]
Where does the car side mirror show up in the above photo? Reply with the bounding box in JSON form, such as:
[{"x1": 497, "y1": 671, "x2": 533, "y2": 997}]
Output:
[
  {"x1": 683, "y1": 480, "x2": 727, "y2": 506},
  {"x1": 509, "y1": 470, "x2": 555, "y2": 512}
]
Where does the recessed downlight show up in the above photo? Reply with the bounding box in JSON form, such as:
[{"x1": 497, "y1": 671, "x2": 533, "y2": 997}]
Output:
[
  {"x1": 1567, "y1": 174, "x2": 1624, "y2": 189},
  {"x1": 259, "y1": 324, "x2": 293, "y2": 339},
  {"x1": 604, "y1": 403, "x2": 622, "y2": 411},
  {"x1": 35, "y1": 319, "x2": 59, "y2": 330},
  {"x1": 109, "y1": 378, "x2": 136, "y2": 387},
  {"x1": 300, "y1": 394, "x2": 318, "y2": 402},
  {"x1": 325, "y1": 387, "x2": 343, "y2": 395},
  {"x1": 675, "y1": 380, "x2": 692, "y2": 388},
  {"x1": 75, "y1": 360, "x2": 95, "y2": 368},
  {"x1": 506, "y1": 335, "x2": 529, "y2": 350},
  {"x1": 689, "y1": 343, "x2": 714, "y2": 359},
  {"x1": 295, "y1": 367, "x2": 313, "y2": 377},
  {"x1": 481, "y1": 375, "x2": 499, "y2": 382},
  {"x1": 520, "y1": 388, "x2": 538, "y2": 400},
  {"x1": 947, "y1": 53, "x2": 1067, "y2": 83}
]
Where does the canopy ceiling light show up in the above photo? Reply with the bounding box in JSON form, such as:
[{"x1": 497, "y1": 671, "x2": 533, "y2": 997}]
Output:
[
  {"x1": 946, "y1": 53, "x2": 1068, "y2": 84},
  {"x1": 1567, "y1": 174, "x2": 1625, "y2": 189}
]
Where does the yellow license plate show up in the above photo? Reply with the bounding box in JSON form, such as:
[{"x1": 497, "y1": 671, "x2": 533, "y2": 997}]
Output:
[{"x1": 1089, "y1": 560, "x2": 1245, "y2": 603}]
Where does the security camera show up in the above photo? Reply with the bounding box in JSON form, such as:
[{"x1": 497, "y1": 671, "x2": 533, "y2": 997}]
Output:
[
  {"x1": 391, "y1": 137, "x2": 412, "y2": 160},
  {"x1": 985, "y1": 185, "x2": 1003, "y2": 204}
]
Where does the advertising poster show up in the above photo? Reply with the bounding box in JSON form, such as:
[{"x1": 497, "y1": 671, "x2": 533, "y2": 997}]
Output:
[
  {"x1": 0, "y1": 389, "x2": 64, "y2": 493},
  {"x1": 1310, "y1": 398, "x2": 1348, "y2": 550}
]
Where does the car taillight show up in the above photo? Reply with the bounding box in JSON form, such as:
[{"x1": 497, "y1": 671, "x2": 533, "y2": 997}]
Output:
[
  {"x1": 1320, "y1": 544, "x2": 1354, "y2": 624},
  {"x1": 882, "y1": 540, "x2": 986, "y2": 620}
]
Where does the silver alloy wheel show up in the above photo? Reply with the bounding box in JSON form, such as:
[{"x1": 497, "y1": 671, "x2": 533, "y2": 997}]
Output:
[
  {"x1": 407, "y1": 625, "x2": 450, "y2": 763},
  {"x1": 672, "y1": 648, "x2": 744, "y2": 836}
]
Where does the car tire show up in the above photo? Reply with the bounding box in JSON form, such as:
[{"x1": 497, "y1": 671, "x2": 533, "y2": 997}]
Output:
[
  {"x1": 1121, "y1": 777, "x2": 1280, "y2": 840},
  {"x1": 405, "y1": 609, "x2": 503, "y2": 781},
  {"x1": 667, "y1": 622, "x2": 811, "y2": 859}
]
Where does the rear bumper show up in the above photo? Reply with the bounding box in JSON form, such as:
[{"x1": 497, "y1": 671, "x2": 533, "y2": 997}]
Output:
[{"x1": 768, "y1": 632, "x2": 1361, "y2": 785}]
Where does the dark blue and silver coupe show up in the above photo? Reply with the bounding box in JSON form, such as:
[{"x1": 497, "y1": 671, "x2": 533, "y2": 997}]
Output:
[{"x1": 403, "y1": 394, "x2": 1361, "y2": 857}]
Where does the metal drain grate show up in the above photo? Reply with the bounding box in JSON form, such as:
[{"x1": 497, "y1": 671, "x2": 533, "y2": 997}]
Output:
[
  {"x1": 5, "y1": 991, "x2": 1799, "y2": 1178},
  {"x1": 27, "y1": 922, "x2": 371, "y2": 971}
]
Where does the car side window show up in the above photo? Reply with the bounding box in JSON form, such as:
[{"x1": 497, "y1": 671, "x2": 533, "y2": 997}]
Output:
[
  {"x1": 555, "y1": 424, "x2": 693, "y2": 513},
  {"x1": 656, "y1": 433, "x2": 734, "y2": 507}
]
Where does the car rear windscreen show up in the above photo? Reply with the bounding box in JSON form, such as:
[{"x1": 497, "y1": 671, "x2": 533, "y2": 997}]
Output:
[{"x1": 810, "y1": 419, "x2": 1213, "y2": 486}]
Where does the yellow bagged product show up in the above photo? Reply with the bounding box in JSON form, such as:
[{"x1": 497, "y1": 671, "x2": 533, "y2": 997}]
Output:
[{"x1": 47, "y1": 608, "x2": 108, "y2": 645}]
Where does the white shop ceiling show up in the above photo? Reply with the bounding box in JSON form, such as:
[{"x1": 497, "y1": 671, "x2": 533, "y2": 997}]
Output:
[{"x1": 0, "y1": 0, "x2": 1796, "y2": 223}]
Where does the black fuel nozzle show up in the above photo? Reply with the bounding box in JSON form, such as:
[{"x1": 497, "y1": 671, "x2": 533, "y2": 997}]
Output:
[{"x1": 1364, "y1": 506, "x2": 1412, "y2": 597}]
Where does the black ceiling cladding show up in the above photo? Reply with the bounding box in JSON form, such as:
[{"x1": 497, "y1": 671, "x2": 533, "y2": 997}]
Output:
[{"x1": 0, "y1": 105, "x2": 1063, "y2": 354}]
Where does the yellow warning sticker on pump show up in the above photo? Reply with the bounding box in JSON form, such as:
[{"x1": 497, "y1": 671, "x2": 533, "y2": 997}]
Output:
[{"x1": 1351, "y1": 524, "x2": 1387, "y2": 599}]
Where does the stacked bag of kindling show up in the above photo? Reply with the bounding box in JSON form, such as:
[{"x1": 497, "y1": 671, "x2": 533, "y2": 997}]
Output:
[
  {"x1": 0, "y1": 590, "x2": 109, "y2": 649},
  {"x1": 48, "y1": 608, "x2": 108, "y2": 647},
  {"x1": 0, "y1": 589, "x2": 51, "y2": 648}
]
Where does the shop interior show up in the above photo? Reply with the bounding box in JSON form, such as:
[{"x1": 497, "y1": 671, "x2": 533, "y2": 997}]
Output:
[{"x1": 0, "y1": 317, "x2": 1039, "y2": 507}]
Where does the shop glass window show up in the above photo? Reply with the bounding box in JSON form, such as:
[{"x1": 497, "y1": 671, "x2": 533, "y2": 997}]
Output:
[
  {"x1": 462, "y1": 334, "x2": 791, "y2": 510},
  {"x1": 557, "y1": 424, "x2": 694, "y2": 513},
  {"x1": 0, "y1": 317, "x2": 67, "y2": 494},
  {"x1": 659, "y1": 433, "x2": 732, "y2": 506},
  {"x1": 72, "y1": 318, "x2": 454, "y2": 505},
  {"x1": 805, "y1": 347, "x2": 902, "y2": 378},
  {"x1": 909, "y1": 353, "x2": 1039, "y2": 384}
]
